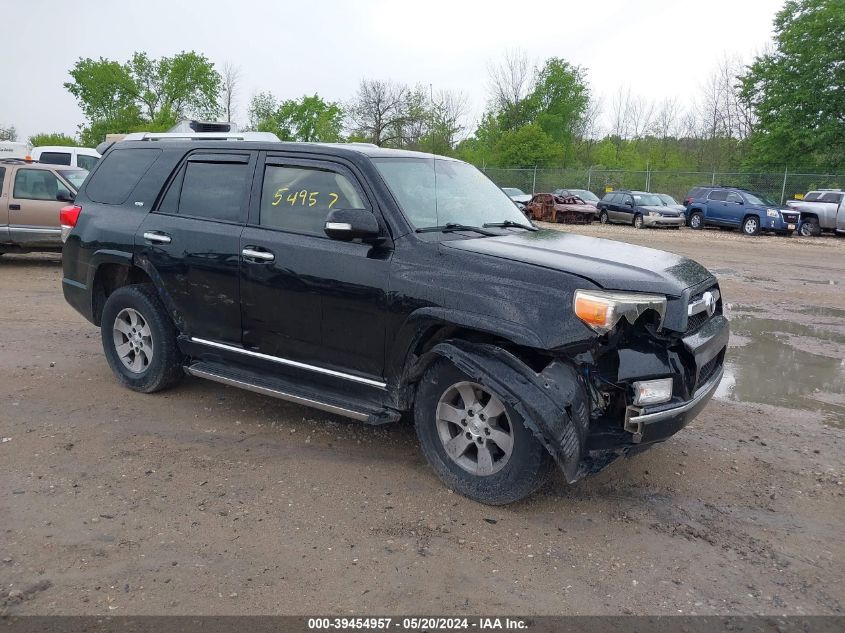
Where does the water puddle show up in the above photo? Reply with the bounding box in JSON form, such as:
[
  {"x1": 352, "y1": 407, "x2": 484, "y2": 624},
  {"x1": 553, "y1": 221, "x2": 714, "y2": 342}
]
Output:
[{"x1": 715, "y1": 315, "x2": 845, "y2": 427}]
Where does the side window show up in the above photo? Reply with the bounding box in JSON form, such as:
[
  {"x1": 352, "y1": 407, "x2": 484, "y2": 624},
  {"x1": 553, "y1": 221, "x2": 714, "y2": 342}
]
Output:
[
  {"x1": 0, "y1": 167, "x2": 5, "y2": 196},
  {"x1": 259, "y1": 164, "x2": 366, "y2": 236},
  {"x1": 38, "y1": 152, "x2": 72, "y2": 166},
  {"x1": 726, "y1": 192, "x2": 743, "y2": 203},
  {"x1": 820, "y1": 192, "x2": 843, "y2": 203},
  {"x1": 77, "y1": 154, "x2": 99, "y2": 171},
  {"x1": 13, "y1": 169, "x2": 61, "y2": 200},
  {"x1": 623, "y1": 195, "x2": 633, "y2": 206},
  {"x1": 605, "y1": 193, "x2": 618, "y2": 204},
  {"x1": 708, "y1": 190, "x2": 728, "y2": 201},
  {"x1": 159, "y1": 157, "x2": 250, "y2": 223},
  {"x1": 86, "y1": 148, "x2": 161, "y2": 205}
]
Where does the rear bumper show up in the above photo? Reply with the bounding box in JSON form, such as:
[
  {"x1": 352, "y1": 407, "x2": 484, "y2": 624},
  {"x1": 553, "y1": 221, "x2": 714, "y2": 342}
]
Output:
[{"x1": 62, "y1": 276, "x2": 95, "y2": 324}]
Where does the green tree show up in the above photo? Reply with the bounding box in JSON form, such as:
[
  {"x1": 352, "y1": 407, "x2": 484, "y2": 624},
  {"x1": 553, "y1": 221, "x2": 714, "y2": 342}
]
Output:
[
  {"x1": 740, "y1": 0, "x2": 845, "y2": 171},
  {"x1": 0, "y1": 124, "x2": 18, "y2": 142},
  {"x1": 248, "y1": 93, "x2": 344, "y2": 142},
  {"x1": 523, "y1": 58, "x2": 590, "y2": 166},
  {"x1": 492, "y1": 124, "x2": 561, "y2": 167},
  {"x1": 65, "y1": 51, "x2": 222, "y2": 146},
  {"x1": 29, "y1": 133, "x2": 79, "y2": 147}
]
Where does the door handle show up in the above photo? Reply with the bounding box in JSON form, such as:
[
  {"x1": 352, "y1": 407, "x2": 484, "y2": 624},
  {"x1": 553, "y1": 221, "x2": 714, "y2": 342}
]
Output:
[
  {"x1": 143, "y1": 231, "x2": 172, "y2": 244},
  {"x1": 242, "y1": 247, "x2": 275, "y2": 262},
  {"x1": 9, "y1": 204, "x2": 20, "y2": 210}
]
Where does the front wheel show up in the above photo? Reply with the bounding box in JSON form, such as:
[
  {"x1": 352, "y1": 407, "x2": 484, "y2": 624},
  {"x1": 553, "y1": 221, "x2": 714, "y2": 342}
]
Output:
[
  {"x1": 633, "y1": 214, "x2": 644, "y2": 229},
  {"x1": 414, "y1": 360, "x2": 554, "y2": 505},
  {"x1": 100, "y1": 284, "x2": 184, "y2": 393},
  {"x1": 742, "y1": 215, "x2": 761, "y2": 236},
  {"x1": 798, "y1": 218, "x2": 821, "y2": 237},
  {"x1": 689, "y1": 212, "x2": 704, "y2": 230},
  {"x1": 599, "y1": 210, "x2": 609, "y2": 224}
]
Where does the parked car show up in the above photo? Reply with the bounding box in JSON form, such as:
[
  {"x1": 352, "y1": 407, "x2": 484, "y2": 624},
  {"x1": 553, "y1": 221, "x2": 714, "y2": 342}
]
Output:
[
  {"x1": 785, "y1": 189, "x2": 845, "y2": 236},
  {"x1": 596, "y1": 190, "x2": 685, "y2": 229},
  {"x1": 61, "y1": 132, "x2": 728, "y2": 505},
  {"x1": 553, "y1": 188, "x2": 600, "y2": 208},
  {"x1": 526, "y1": 193, "x2": 595, "y2": 224},
  {"x1": 655, "y1": 193, "x2": 686, "y2": 213},
  {"x1": 0, "y1": 158, "x2": 87, "y2": 255},
  {"x1": 501, "y1": 186, "x2": 532, "y2": 210},
  {"x1": 685, "y1": 186, "x2": 799, "y2": 236},
  {"x1": 31, "y1": 146, "x2": 100, "y2": 171}
]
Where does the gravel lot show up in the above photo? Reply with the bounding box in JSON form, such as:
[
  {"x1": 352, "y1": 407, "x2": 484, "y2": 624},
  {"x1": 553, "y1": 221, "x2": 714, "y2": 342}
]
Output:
[{"x1": 1, "y1": 225, "x2": 844, "y2": 616}]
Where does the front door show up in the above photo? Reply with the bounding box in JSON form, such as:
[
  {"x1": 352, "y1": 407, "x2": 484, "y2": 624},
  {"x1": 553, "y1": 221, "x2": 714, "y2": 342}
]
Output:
[
  {"x1": 7, "y1": 167, "x2": 67, "y2": 246},
  {"x1": 239, "y1": 154, "x2": 391, "y2": 380},
  {"x1": 135, "y1": 151, "x2": 255, "y2": 343},
  {"x1": 706, "y1": 190, "x2": 729, "y2": 224}
]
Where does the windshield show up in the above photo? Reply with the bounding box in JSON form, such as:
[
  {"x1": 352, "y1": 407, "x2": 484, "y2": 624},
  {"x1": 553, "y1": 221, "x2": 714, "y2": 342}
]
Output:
[
  {"x1": 657, "y1": 193, "x2": 678, "y2": 205},
  {"x1": 502, "y1": 187, "x2": 525, "y2": 196},
  {"x1": 58, "y1": 169, "x2": 88, "y2": 192},
  {"x1": 569, "y1": 189, "x2": 599, "y2": 202},
  {"x1": 373, "y1": 158, "x2": 528, "y2": 229},
  {"x1": 743, "y1": 192, "x2": 777, "y2": 206},
  {"x1": 633, "y1": 193, "x2": 663, "y2": 206}
]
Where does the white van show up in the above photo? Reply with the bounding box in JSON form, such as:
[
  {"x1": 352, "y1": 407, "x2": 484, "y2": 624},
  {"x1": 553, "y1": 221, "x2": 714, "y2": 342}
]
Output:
[
  {"x1": 0, "y1": 141, "x2": 32, "y2": 160},
  {"x1": 31, "y1": 146, "x2": 100, "y2": 170}
]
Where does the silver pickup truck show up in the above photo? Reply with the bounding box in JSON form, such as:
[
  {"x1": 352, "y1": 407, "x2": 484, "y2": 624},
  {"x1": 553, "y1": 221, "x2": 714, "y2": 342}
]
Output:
[{"x1": 786, "y1": 189, "x2": 845, "y2": 236}]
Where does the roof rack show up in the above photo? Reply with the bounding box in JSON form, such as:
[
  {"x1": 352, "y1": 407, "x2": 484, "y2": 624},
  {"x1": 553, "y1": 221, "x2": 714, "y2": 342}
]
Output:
[
  {"x1": 0, "y1": 158, "x2": 37, "y2": 164},
  {"x1": 121, "y1": 131, "x2": 280, "y2": 142}
]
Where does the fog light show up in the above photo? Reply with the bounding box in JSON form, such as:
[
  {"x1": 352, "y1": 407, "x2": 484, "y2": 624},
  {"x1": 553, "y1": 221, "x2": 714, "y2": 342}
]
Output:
[{"x1": 632, "y1": 378, "x2": 673, "y2": 405}]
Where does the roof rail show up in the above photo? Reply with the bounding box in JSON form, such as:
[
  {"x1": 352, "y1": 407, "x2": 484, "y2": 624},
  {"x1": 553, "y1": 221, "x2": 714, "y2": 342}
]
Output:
[{"x1": 121, "y1": 131, "x2": 280, "y2": 142}]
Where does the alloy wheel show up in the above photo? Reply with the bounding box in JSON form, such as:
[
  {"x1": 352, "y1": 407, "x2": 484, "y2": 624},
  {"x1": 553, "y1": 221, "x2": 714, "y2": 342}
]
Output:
[
  {"x1": 435, "y1": 381, "x2": 514, "y2": 476},
  {"x1": 113, "y1": 308, "x2": 154, "y2": 373}
]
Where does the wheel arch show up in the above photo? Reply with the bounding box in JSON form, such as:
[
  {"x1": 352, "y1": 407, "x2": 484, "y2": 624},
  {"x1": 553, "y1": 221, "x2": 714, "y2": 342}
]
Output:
[{"x1": 90, "y1": 258, "x2": 154, "y2": 326}]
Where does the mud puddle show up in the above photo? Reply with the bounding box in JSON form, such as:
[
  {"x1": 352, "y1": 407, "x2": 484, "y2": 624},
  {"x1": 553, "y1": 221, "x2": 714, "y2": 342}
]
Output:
[{"x1": 715, "y1": 314, "x2": 845, "y2": 426}]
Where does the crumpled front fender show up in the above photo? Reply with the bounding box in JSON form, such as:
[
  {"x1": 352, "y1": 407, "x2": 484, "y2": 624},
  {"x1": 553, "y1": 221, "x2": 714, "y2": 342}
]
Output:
[{"x1": 429, "y1": 340, "x2": 590, "y2": 483}]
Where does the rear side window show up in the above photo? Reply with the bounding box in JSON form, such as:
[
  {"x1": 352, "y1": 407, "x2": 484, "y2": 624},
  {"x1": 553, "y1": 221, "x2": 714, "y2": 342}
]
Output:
[
  {"x1": 259, "y1": 164, "x2": 366, "y2": 236},
  {"x1": 77, "y1": 154, "x2": 99, "y2": 171},
  {"x1": 86, "y1": 148, "x2": 161, "y2": 205},
  {"x1": 38, "y1": 151, "x2": 72, "y2": 166},
  {"x1": 820, "y1": 192, "x2": 843, "y2": 203},
  {"x1": 708, "y1": 190, "x2": 728, "y2": 201},
  {"x1": 159, "y1": 156, "x2": 250, "y2": 223}
]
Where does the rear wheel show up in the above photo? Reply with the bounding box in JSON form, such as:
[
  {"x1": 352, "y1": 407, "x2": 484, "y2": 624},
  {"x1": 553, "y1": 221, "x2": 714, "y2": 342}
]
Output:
[
  {"x1": 414, "y1": 359, "x2": 554, "y2": 505},
  {"x1": 101, "y1": 284, "x2": 184, "y2": 393},
  {"x1": 742, "y1": 215, "x2": 761, "y2": 236},
  {"x1": 599, "y1": 210, "x2": 609, "y2": 224},
  {"x1": 689, "y1": 212, "x2": 704, "y2": 230},
  {"x1": 633, "y1": 214, "x2": 644, "y2": 229}
]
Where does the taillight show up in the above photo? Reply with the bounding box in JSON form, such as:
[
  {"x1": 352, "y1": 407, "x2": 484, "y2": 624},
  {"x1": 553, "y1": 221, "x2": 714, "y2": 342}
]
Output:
[{"x1": 60, "y1": 205, "x2": 82, "y2": 242}]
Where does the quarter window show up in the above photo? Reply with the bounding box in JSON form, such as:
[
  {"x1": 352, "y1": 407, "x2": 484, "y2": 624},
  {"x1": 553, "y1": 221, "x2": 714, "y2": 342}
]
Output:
[
  {"x1": 726, "y1": 192, "x2": 743, "y2": 203},
  {"x1": 13, "y1": 168, "x2": 63, "y2": 200},
  {"x1": 86, "y1": 148, "x2": 161, "y2": 205},
  {"x1": 820, "y1": 192, "x2": 843, "y2": 204},
  {"x1": 259, "y1": 164, "x2": 366, "y2": 236}
]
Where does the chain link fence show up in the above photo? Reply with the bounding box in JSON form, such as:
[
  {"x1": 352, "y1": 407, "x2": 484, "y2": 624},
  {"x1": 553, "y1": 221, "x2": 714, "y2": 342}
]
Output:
[{"x1": 482, "y1": 167, "x2": 845, "y2": 204}]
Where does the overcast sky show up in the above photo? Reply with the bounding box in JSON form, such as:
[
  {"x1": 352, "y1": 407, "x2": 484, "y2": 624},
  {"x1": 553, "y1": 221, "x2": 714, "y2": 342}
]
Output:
[{"x1": 3, "y1": 0, "x2": 783, "y2": 144}]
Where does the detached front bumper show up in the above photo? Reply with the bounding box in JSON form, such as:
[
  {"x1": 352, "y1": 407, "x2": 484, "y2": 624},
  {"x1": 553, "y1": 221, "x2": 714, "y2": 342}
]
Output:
[{"x1": 642, "y1": 215, "x2": 685, "y2": 228}]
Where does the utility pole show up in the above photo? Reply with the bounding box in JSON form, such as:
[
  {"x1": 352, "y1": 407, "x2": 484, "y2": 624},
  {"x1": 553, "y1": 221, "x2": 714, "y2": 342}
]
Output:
[{"x1": 780, "y1": 166, "x2": 788, "y2": 205}]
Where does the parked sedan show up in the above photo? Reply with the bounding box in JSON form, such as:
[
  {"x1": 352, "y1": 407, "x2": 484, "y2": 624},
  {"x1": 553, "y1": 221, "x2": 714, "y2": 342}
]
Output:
[
  {"x1": 526, "y1": 193, "x2": 595, "y2": 224},
  {"x1": 655, "y1": 193, "x2": 687, "y2": 214},
  {"x1": 596, "y1": 190, "x2": 685, "y2": 229},
  {"x1": 502, "y1": 187, "x2": 532, "y2": 210}
]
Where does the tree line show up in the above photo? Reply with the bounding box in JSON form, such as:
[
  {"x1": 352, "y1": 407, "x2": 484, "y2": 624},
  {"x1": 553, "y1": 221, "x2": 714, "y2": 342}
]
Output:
[{"x1": 5, "y1": 0, "x2": 841, "y2": 174}]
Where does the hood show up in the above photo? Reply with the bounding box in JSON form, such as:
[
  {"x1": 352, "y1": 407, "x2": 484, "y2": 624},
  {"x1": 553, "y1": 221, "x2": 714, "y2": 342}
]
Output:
[
  {"x1": 444, "y1": 230, "x2": 713, "y2": 296},
  {"x1": 641, "y1": 205, "x2": 680, "y2": 216}
]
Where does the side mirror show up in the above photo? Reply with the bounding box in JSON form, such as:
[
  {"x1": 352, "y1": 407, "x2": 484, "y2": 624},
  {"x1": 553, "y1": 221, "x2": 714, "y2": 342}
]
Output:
[
  {"x1": 56, "y1": 189, "x2": 74, "y2": 203},
  {"x1": 324, "y1": 208, "x2": 381, "y2": 242},
  {"x1": 625, "y1": 201, "x2": 633, "y2": 207}
]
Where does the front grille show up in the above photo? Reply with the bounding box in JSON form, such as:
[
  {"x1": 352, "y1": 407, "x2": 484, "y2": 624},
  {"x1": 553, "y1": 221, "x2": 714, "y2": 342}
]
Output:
[
  {"x1": 697, "y1": 355, "x2": 721, "y2": 388},
  {"x1": 782, "y1": 212, "x2": 799, "y2": 223},
  {"x1": 685, "y1": 285, "x2": 722, "y2": 335}
]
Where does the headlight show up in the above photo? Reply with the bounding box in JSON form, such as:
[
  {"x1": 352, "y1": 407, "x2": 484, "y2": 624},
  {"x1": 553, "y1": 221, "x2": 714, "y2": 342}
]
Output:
[
  {"x1": 573, "y1": 290, "x2": 667, "y2": 335},
  {"x1": 648, "y1": 211, "x2": 660, "y2": 217},
  {"x1": 766, "y1": 209, "x2": 779, "y2": 218}
]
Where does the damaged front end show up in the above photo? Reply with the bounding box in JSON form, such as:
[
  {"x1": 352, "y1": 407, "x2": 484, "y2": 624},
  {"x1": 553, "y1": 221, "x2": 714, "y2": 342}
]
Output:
[{"x1": 427, "y1": 280, "x2": 729, "y2": 484}]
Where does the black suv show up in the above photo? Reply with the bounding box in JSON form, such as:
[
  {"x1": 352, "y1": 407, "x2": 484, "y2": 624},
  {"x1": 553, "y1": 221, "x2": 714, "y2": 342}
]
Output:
[{"x1": 61, "y1": 133, "x2": 729, "y2": 504}]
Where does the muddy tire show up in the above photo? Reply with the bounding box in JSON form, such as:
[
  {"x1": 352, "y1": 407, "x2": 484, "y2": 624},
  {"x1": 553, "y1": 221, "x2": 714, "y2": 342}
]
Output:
[
  {"x1": 414, "y1": 359, "x2": 554, "y2": 505},
  {"x1": 689, "y1": 212, "x2": 704, "y2": 230},
  {"x1": 798, "y1": 218, "x2": 821, "y2": 237},
  {"x1": 742, "y1": 215, "x2": 761, "y2": 236},
  {"x1": 100, "y1": 284, "x2": 184, "y2": 393},
  {"x1": 633, "y1": 214, "x2": 644, "y2": 229},
  {"x1": 599, "y1": 210, "x2": 609, "y2": 224}
]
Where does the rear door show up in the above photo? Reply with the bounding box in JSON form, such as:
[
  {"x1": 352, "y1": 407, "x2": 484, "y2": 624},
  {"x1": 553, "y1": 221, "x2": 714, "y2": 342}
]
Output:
[
  {"x1": 135, "y1": 151, "x2": 256, "y2": 343},
  {"x1": 617, "y1": 193, "x2": 635, "y2": 223},
  {"x1": 8, "y1": 167, "x2": 67, "y2": 246}
]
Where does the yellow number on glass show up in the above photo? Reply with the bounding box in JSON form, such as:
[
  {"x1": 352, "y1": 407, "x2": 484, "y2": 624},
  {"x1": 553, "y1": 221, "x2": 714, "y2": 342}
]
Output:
[
  {"x1": 328, "y1": 192, "x2": 339, "y2": 209},
  {"x1": 272, "y1": 187, "x2": 289, "y2": 206},
  {"x1": 298, "y1": 190, "x2": 307, "y2": 205},
  {"x1": 287, "y1": 191, "x2": 298, "y2": 205},
  {"x1": 308, "y1": 191, "x2": 318, "y2": 207}
]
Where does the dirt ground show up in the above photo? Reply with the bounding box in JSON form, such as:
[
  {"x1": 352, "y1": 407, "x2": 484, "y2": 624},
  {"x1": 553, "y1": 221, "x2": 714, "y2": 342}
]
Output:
[{"x1": 1, "y1": 225, "x2": 844, "y2": 616}]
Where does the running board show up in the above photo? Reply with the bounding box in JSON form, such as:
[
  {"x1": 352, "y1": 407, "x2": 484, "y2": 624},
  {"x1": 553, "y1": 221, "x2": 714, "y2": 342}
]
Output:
[{"x1": 184, "y1": 362, "x2": 400, "y2": 425}]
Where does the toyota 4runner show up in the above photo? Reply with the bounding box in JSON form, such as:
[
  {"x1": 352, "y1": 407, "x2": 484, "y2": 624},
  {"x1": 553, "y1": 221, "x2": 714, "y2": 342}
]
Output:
[{"x1": 61, "y1": 132, "x2": 729, "y2": 504}]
